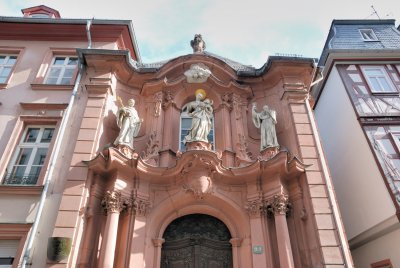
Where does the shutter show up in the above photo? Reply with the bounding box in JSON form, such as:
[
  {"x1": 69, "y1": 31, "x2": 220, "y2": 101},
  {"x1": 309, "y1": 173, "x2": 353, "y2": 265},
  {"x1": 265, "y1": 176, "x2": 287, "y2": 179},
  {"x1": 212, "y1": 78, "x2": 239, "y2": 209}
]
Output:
[{"x1": 0, "y1": 240, "x2": 19, "y2": 268}]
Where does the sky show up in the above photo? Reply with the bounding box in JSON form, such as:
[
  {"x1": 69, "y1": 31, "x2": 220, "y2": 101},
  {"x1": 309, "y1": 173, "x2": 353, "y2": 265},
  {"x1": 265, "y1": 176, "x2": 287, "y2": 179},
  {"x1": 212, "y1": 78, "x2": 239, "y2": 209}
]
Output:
[{"x1": 0, "y1": 0, "x2": 399, "y2": 68}]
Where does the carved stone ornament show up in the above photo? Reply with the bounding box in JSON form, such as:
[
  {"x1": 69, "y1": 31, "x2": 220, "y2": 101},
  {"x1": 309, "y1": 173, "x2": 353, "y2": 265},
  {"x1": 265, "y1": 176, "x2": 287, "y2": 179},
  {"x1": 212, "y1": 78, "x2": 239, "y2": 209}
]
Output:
[
  {"x1": 141, "y1": 131, "x2": 160, "y2": 166},
  {"x1": 236, "y1": 134, "x2": 253, "y2": 166},
  {"x1": 258, "y1": 147, "x2": 279, "y2": 161},
  {"x1": 181, "y1": 154, "x2": 214, "y2": 199},
  {"x1": 190, "y1": 34, "x2": 206, "y2": 53},
  {"x1": 184, "y1": 63, "x2": 212, "y2": 83},
  {"x1": 125, "y1": 190, "x2": 151, "y2": 217},
  {"x1": 245, "y1": 197, "x2": 265, "y2": 217},
  {"x1": 268, "y1": 194, "x2": 291, "y2": 216},
  {"x1": 101, "y1": 190, "x2": 123, "y2": 214},
  {"x1": 153, "y1": 91, "x2": 163, "y2": 117}
]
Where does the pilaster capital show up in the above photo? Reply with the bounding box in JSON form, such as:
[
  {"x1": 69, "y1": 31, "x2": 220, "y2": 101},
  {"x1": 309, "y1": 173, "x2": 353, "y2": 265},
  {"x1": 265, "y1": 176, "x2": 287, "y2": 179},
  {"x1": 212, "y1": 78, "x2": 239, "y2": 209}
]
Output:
[
  {"x1": 126, "y1": 191, "x2": 151, "y2": 217},
  {"x1": 268, "y1": 194, "x2": 291, "y2": 216},
  {"x1": 101, "y1": 190, "x2": 123, "y2": 214},
  {"x1": 245, "y1": 198, "x2": 265, "y2": 217}
]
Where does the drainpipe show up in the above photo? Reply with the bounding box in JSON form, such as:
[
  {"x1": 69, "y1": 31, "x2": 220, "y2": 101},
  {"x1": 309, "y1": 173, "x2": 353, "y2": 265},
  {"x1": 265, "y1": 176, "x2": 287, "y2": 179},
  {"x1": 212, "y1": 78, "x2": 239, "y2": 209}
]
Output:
[
  {"x1": 21, "y1": 19, "x2": 92, "y2": 268},
  {"x1": 305, "y1": 64, "x2": 354, "y2": 267}
]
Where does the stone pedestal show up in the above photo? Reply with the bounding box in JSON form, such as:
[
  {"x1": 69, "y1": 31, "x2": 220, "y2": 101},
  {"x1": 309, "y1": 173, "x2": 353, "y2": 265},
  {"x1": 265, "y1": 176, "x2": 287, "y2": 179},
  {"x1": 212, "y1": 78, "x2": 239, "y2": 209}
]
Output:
[
  {"x1": 258, "y1": 147, "x2": 279, "y2": 161},
  {"x1": 185, "y1": 141, "x2": 212, "y2": 151}
]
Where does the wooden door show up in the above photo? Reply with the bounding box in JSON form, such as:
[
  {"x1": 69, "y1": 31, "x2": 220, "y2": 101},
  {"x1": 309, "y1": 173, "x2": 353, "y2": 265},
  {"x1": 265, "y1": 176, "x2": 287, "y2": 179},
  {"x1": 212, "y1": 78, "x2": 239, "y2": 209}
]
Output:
[{"x1": 161, "y1": 214, "x2": 232, "y2": 268}]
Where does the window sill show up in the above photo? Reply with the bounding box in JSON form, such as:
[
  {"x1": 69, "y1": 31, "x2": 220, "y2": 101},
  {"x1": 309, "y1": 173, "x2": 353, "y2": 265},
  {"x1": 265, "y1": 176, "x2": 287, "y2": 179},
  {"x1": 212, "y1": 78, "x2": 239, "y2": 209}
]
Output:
[
  {"x1": 31, "y1": 83, "x2": 74, "y2": 91},
  {"x1": 0, "y1": 185, "x2": 44, "y2": 195},
  {"x1": 0, "y1": 83, "x2": 8, "y2": 90}
]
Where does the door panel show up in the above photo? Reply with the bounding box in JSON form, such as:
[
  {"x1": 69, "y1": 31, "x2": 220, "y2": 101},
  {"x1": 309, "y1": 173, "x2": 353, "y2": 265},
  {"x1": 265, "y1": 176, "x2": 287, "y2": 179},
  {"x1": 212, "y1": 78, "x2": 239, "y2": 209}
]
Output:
[{"x1": 161, "y1": 214, "x2": 232, "y2": 268}]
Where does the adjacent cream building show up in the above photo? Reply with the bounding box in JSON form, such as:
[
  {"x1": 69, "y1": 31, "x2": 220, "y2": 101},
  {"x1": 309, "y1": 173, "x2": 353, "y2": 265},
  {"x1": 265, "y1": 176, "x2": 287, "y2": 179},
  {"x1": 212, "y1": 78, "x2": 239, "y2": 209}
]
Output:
[{"x1": 313, "y1": 19, "x2": 400, "y2": 268}]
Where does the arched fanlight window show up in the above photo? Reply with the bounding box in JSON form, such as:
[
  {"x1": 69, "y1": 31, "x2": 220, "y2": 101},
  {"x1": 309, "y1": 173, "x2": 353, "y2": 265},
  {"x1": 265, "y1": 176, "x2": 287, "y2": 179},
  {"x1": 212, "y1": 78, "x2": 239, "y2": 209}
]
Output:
[{"x1": 179, "y1": 105, "x2": 214, "y2": 151}]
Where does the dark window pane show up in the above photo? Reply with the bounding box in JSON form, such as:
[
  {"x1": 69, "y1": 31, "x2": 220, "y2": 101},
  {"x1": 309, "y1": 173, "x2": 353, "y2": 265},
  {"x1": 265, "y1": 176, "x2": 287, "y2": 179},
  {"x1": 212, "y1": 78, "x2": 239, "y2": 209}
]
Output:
[
  {"x1": 24, "y1": 128, "x2": 40, "y2": 142},
  {"x1": 54, "y1": 57, "x2": 66, "y2": 65},
  {"x1": 41, "y1": 128, "x2": 54, "y2": 143},
  {"x1": 32, "y1": 148, "x2": 48, "y2": 165},
  {"x1": 0, "y1": 257, "x2": 14, "y2": 264},
  {"x1": 67, "y1": 57, "x2": 78, "y2": 65},
  {"x1": 15, "y1": 148, "x2": 33, "y2": 165}
]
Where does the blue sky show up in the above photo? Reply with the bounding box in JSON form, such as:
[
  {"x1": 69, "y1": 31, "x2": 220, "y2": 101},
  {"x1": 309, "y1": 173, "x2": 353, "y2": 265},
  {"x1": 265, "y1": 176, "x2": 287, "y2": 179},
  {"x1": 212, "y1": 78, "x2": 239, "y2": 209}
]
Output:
[{"x1": 1, "y1": 0, "x2": 399, "y2": 68}]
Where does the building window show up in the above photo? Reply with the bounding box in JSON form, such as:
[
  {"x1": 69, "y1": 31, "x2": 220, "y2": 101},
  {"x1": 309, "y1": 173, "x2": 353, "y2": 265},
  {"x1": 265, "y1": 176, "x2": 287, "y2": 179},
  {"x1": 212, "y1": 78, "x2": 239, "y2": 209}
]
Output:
[
  {"x1": 44, "y1": 56, "x2": 78, "y2": 85},
  {"x1": 179, "y1": 110, "x2": 214, "y2": 151},
  {"x1": 361, "y1": 66, "x2": 397, "y2": 93},
  {"x1": 3, "y1": 126, "x2": 55, "y2": 185},
  {"x1": 0, "y1": 55, "x2": 17, "y2": 83},
  {"x1": 359, "y1": 29, "x2": 378, "y2": 41},
  {"x1": 0, "y1": 240, "x2": 18, "y2": 268}
]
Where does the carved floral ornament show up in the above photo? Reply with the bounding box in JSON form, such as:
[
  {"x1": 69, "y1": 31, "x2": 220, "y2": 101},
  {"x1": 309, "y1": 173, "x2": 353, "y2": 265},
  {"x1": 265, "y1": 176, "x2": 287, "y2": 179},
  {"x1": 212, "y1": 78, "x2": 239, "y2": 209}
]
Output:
[
  {"x1": 245, "y1": 194, "x2": 291, "y2": 217},
  {"x1": 101, "y1": 190, "x2": 150, "y2": 216}
]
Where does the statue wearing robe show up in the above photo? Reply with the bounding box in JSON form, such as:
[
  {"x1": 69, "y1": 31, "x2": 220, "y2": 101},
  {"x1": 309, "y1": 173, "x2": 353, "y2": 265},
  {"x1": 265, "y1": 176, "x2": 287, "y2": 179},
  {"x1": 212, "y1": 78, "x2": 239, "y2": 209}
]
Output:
[
  {"x1": 114, "y1": 98, "x2": 142, "y2": 149},
  {"x1": 252, "y1": 103, "x2": 279, "y2": 151},
  {"x1": 183, "y1": 91, "x2": 213, "y2": 145}
]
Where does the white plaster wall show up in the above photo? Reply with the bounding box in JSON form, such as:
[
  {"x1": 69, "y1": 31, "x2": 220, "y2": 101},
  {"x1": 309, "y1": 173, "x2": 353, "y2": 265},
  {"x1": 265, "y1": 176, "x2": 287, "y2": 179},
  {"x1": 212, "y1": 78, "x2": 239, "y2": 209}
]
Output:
[
  {"x1": 352, "y1": 226, "x2": 400, "y2": 267},
  {"x1": 0, "y1": 196, "x2": 38, "y2": 222},
  {"x1": 314, "y1": 65, "x2": 396, "y2": 239}
]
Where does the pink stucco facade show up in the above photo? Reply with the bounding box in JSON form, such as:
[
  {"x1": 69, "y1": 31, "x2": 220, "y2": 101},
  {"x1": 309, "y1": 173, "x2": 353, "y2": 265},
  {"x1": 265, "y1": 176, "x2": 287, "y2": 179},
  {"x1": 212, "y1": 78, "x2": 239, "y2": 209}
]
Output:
[{"x1": 0, "y1": 6, "x2": 353, "y2": 268}]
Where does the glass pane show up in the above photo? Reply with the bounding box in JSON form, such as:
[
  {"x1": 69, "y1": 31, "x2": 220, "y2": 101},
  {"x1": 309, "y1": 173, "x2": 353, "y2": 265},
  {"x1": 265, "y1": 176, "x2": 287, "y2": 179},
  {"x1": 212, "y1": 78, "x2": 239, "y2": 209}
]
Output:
[
  {"x1": 15, "y1": 148, "x2": 33, "y2": 165},
  {"x1": 7, "y1": 56, "x2": 17, "y2": 65},
  {"x1": 0, "y1": 67, "x2": 11, "y2": 77},
  {"x1": 45, "y1": 77, "x2": 58, "y2": 84},
  {"x1": 67, "y1": 57, "x2": 78, "y2": 65},
  {"x1": 0, "y1": 77, "x2": 6, "y2": 83},
  {"x1": 0, "y1": 55, "x2": 5, "y2": 64},
  {"x1": 63, "y1": 68, "x2": 74, "y2": 77},
  {"x1": 48, "y1": 67, "x2": 61, "y2": 77},
  {"x1": 41, "y1": 128, "x2": 54, "y2": 143},
  {"x1": 32, "y1": 148, "x2": 48, "y2": 165},
  {"x1": 181, "y1": 118, "x2": 192, "y2": 129},
  {"x1": 11, "y1": 165, "x2": 27, "y2": 179},
  {"x1": 378, "y1": 77, "x2": 394, "y2": 92},
  {"x1": 370, "y1": 77, "x2": 382, "y2": 92},
  {"x1": 54, "y1": 57, "x2": 66, "y2": 65},
  {"x1": 24, "y1": 128, "x2": 40, "y2": 142},
  {"x1": 60, "y1": 78, "x2": 71, "y2": 84},
  {"x1": 29, "y1": 166, "x2": 42, "y2": 178}
]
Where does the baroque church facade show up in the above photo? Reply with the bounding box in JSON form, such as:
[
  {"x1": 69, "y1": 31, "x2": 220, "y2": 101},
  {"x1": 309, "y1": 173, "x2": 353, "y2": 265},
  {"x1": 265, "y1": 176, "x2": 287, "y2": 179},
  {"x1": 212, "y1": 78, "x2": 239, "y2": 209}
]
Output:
[{"x1": 0, "y1": 5, "x2": 352, "y2": 268}]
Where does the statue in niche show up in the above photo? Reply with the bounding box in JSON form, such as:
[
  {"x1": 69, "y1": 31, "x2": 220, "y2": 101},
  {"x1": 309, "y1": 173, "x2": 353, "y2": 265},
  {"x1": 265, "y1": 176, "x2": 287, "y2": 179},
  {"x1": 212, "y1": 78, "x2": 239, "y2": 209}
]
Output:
[
  {"x1": 252, "y1": 103, "x2": 279, "y2": 151},
  {"x1": 183, "y1": 89, "x2": 213, "y2": 146},
  {"x1": 190, "y1": 34, "x2": 206, "y2": 53},
  {"x1": 114, "y1": 98, "x2": 142, "y2": 149}
]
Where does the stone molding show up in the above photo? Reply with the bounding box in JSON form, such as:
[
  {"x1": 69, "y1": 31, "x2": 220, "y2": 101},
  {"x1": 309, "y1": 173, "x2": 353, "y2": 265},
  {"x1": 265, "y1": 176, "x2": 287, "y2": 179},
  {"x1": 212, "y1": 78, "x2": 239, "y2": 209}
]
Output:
[{"x1": 125, "y1": 191, "x2": 151, "y2": 217}]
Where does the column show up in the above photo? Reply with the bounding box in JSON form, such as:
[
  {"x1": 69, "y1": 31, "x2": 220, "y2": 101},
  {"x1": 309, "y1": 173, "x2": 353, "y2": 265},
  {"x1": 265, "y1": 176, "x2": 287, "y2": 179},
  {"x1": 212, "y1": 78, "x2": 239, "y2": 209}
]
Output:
[
  {"x1": 229, "y1": 238, "x2": 242, "y2": 268},
  {"x1": 270, "y1": 194, "x2": 294, "y2": 268},
  {"x1": 245, "y1": 198, "x2": 273, "y2": 268},
  {"x1": 98, "y1": 190, "x2": 123, "y2": 268}
]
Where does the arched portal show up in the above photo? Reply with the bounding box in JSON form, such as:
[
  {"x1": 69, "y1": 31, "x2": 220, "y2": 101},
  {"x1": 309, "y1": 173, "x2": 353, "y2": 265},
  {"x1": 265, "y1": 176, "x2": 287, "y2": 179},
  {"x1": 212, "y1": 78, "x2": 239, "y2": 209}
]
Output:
[{"x1": 161, "y1": 214, "x2": 233, "y2": 268}]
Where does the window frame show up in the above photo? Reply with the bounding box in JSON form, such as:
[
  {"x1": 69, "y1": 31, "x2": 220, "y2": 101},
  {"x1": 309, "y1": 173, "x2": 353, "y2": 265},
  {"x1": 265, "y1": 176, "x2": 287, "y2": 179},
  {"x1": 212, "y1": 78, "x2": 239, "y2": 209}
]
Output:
[
  {"x1": 44, "y1": 56, "x2": 78, "y2": 85},
  {"x1": 0, "y1": 224, "x2": 31, "y2": 268},
  {"x1": 31, "y1": 48, "x2": 78, "y2": 90},
  {"x1": 0, "y1": 47, "x2": 23, "y2": 89},
  {"x1": 3, "y1": 126, "x2": 55, "y2": 186},
  {"x1": 360, "y1": 65, "x2": 398, "y2": 94},
  {"x1": 359, "y1": 29, "x2": 379, "y2": 41}
]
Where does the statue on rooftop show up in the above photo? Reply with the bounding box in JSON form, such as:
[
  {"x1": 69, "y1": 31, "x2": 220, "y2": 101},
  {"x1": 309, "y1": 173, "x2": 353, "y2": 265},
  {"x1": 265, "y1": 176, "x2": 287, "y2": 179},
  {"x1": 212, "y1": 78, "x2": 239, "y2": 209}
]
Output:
[{"x1": 190, "y1": 34, "x2": 206, "y2": 53}]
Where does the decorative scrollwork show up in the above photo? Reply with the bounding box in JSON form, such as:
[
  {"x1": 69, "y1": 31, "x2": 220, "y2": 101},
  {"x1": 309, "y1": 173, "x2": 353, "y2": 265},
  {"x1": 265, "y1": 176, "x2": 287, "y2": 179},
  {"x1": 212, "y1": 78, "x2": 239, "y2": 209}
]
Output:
[{"x1": 141, "y1": 131, "x2": 160, "y2": 165}]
